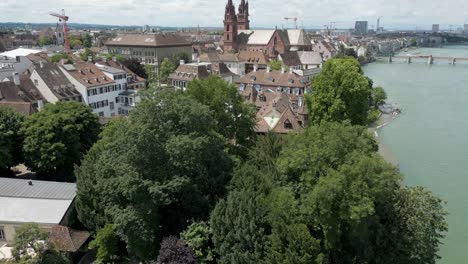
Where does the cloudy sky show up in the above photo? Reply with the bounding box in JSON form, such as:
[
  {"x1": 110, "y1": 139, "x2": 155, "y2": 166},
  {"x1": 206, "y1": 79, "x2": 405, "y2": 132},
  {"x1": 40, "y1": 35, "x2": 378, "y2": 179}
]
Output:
[{"x1": 1, "y1": 0, "x2": 467, "y2": 30}]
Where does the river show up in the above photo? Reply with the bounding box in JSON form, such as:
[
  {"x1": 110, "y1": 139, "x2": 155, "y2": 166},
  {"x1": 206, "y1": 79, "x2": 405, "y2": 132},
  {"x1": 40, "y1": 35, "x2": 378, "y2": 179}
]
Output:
[{"x1": 363, "y1": 46, "x2": 468, "y2": 264}]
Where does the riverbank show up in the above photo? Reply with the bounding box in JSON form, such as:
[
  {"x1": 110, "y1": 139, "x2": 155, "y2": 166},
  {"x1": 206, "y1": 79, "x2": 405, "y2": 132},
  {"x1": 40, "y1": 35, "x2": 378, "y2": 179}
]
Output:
[{"x1": 369, "y1": 112, "x2": 400, "y2": 166}]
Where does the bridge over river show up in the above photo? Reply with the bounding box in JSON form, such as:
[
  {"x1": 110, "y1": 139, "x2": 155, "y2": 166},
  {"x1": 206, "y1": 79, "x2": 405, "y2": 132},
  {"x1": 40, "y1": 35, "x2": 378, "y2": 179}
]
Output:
[{"x1": 378, "y1": 55, "x2": 468, "y2": 65}]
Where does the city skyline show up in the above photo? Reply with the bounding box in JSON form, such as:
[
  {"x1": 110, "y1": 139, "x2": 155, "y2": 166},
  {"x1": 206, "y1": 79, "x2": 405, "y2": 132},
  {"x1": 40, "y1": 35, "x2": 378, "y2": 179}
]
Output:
[{"x1": 0, "y1": 0, "x2": 467, "y2": 30}]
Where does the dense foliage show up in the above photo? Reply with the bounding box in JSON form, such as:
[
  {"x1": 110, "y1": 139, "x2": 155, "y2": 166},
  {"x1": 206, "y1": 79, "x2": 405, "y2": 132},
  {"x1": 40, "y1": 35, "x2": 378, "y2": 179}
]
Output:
[
  {"x1": 187, "y1": 76, "x2": 256, "y2": 157},
  {"x1": 21, "y1": 102, "x2": 99, "y2": 182},
  {"x1": 210, "y1": 123, "x2": 447, "y2": 264},
  {"x1": 122, "y1": 58, "x2": 147, "y2": 79},
  {"x1": 181, "y1": 221, "x2": 216, "y2": 264},
  {"x1": 157, "y1": 237, "x2": 197, "y2": 264},
  {"x1": 7, "y1": 223, "x2": 69, "y2": 264},
  {"x1": 88, "y1": 224, "x2": 125, "y2": 264},
  {"x1": 75, "y1": 90, "x2": 233, "y2": 260},
  {"x1": 306, "y1": 58, "x2": 372, "y2": 125},
  {"x1": 0, "y1": 106, "x2": 24, "y2": 171}
]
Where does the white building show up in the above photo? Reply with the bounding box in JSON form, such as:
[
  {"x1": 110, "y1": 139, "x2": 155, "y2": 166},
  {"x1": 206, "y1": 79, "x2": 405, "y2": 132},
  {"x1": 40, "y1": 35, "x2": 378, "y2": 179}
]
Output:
[
  {"x1": 0, "y1": 178, "x2": 76, "y2": 245},
  {"x1": 30, "y1": 61, "x2": 83, "y2": 103},
  {"x1": 59, "y1": 62, "x2": 122, "y2": 117}
]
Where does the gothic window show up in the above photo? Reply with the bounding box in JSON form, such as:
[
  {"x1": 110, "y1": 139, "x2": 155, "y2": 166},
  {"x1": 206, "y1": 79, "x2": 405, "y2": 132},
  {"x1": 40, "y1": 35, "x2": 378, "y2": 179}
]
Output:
[
  {"x1": 227, "y1": 25, "x2": 230, "y2": 31},
  {"x1": 227, "y1": 34, "x2": 230, "y2": 41}
]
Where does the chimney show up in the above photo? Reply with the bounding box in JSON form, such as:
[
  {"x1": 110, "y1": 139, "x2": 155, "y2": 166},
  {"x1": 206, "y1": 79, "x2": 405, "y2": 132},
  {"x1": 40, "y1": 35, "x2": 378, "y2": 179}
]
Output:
[
  {"x1": 37, "y1": 100, "x2": 44, "y2": 111},
  {"x1": 12, "y1": 72, "x2": 20, "y2": 86},
  {"x1": 180, "y1": 60, "x2": 185, "y2": 65},
  {"x1": 281, "y1": 66, "x2": 285, "y2": 74},
  {"x1": 39, "y1": 61, "x2": 44, "y2": 69},
  {"x1": 267, "y1": 65, "x2": 271, "y2": 72},
  {"x1": 253, "y1": 64, "x2": 258, "y2": 72},
  {"x1": 192, "y1": 53, "x2": 199, "y2": 61},
  {"x1": 28, "y1": 181, "x2": 33, "y2": 186},
  {"x1": 298, "y1": 96, "x2": 303, "y2": 107}
]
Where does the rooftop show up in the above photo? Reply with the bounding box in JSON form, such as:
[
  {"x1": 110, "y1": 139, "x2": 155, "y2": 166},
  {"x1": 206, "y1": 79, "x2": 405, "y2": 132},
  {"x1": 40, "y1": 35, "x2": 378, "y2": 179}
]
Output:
[
  {"x1": 0, "y1": 178, "x2": 76, "y2": 200},
  {"x1": 61, "y1": 62, "x2": 115, "y2": 89},
  {"x1": 106, "y1": 33, "x2": 191, "y2": 48},
  {"x1": 0, "y1": 48, "x2": 42, "y2": 59}
]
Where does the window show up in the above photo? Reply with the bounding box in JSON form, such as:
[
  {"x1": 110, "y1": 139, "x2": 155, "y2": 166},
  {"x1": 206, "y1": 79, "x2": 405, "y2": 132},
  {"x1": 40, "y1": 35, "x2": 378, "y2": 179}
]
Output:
[
  {"x1": 110, "y1": 102, "x2": 114, "y2": 110},
  {"x1": 99, "y1": 87, "x2": 103, "y2": 94},
  {"x1": 116, "y1": 97, "x2": 120, "y2": 103},
  {"x1": 284, "y1": 120, "x2": 293, "y2": 129},
  {"x1": 98, "y1": 112, "x2": 104, "y2": 117},
  {"x1": 34, "y1": 79, "x2": 38, "y2": 85},
  {"x1": 0, "y1": 226, "x2": 5, "y2": 240}
]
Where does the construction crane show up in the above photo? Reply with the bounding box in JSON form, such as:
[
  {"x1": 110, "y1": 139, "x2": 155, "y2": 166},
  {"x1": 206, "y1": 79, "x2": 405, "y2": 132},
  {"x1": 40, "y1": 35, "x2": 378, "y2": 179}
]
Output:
[
  {"x1": 284, "y1": 17, "x2": 298, "y2": 29},
  {"x1": 49, "y1": 9, "x2": 70, "y2": 52}
]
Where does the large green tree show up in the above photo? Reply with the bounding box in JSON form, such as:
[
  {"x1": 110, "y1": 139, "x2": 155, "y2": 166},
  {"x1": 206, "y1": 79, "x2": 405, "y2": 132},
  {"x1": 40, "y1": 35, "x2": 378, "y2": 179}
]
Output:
[
  {"x1": 21, "y1": 102, "x2": 100, "y2": 182},
  {"x1": 187, "y1": 76, "x2": 257, "y2": 157},
  {"x1": 0, "y1": 106, "x2": 24, "y2": 172},
  {"x1": 306, "y1": 58, "x2": 372, "y2": 125},
  {"x1": 75, "y1": 90, "x2": 233, "y2": 260},
  {"x1": 159, "y1": 58, "x2": 176, "y2": 84}
]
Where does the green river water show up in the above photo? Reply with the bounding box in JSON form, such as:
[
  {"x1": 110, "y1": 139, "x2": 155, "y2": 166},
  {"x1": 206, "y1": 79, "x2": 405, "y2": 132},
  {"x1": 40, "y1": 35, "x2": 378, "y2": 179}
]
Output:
[{"x1": 364, "y1": 46, "x2": 468, "y2": 264}]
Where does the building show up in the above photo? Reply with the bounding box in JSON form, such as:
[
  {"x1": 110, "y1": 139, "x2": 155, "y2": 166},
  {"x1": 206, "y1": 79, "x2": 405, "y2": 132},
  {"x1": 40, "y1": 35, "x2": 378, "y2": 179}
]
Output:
[
  {"x1": 464, "y1": 24, "x2": 468, "y2": 33},
  {"x1": 222, "y1": 0, "x2": 312, "y2": 55},
  {"x1": 0, "y1": 48, "x2": 39, "y2": 80},
  {"x1": 432, "y1": 24, "x2": 440, "y2": 33},
  {"x1": 106, "y1": 33, "x2": 192, "y2": 66},
  {"x1": 199, "y1": 51, "x2": 246, "y2": 76},
  {"x1": 312, "y1": 40, "x2": 337, "y2": 60},
  {"x1": 0, "y1": 178, "x2": 76, "y2": 244},
  {"x1": 236, "y1": 67, "x2": 310, "y2": 97},
  {"x1": 0, "y1": 73, "x2": 45, "y2": 115},
  {"x1": 278, "y1": 51, "x2": 323, "y2": 78},
  {"x1": 59, "y1": 62, "x2": 122, "y2": 117},
  {"x1": 95, "y1": 57, "x2": 146, "y2": 90},
  {"x1": 30, "y1": 61, "x2": 83, "y2": 103},
  {"x1": 169, "y1": 61, "x2": 211, "y2": 90},
  {"x1": 354, "y1": 21, "x2": 369, "y2": 35}
]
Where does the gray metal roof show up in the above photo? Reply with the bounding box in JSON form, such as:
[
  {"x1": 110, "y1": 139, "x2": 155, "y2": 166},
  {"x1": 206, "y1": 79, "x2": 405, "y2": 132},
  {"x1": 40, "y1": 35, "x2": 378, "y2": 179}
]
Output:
[{"x1": 0, "y1": 178, "x2": 76, "y2": 200}]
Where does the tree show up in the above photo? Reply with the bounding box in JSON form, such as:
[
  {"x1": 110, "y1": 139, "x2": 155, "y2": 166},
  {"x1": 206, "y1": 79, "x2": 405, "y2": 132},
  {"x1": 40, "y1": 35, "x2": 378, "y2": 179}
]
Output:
[
  {"x1": 122, "y1": 58, "x2": 147, "y2": 79},
  {"x1": 371, "y1": 86, "x2": 387, "y2": 108},
  {"x1": 157, "y1": 237, "x2": 196, "y2": 264},
  {"x1": 82, "y1": 34, "x2": 92, "y2": 48},
  {"x1": 0, "y1": 106, "x2": 24, "y2": 172},
  {"x1": 80, "y1": 48, "x2": 96, "y2": 62},
  {"x1": 187, "y1": 76, "x2": 257, "y2": 157},
  {"x1": 159, "y1": 58, "x2": 176, "y2": 84},
  {"x1": 305, "y1": 58, "x2": 372, "y2": 125},
  {"x1": 68, "y1": 36, "x2": 82, "y2": 49},
  {"x1": 181, "y1": 222, "x2": 216, "y2": 264},
  {"x1": 49, "y1": 53, "x2": 72, "y2": 64},
  {"x1": 393, "y1": 186, "x2": 448, "y2": 264},
  {"x1": 38, "y1": 36, "x2": 54, "y2": 47},
  {"x1": 89, "y1": 224, "x2": 125, "y2": 263},
  {"x1": 269, "y1": 59, "x2": 288, "y2": 71},
  {"x1": 75, "y1": 90, "x2": 233, "y2": 260},
  {"x1": 336, "y1": 44, "x2": 358, "y2": 58},
  {"x1": 12, "y1": 223, "x2": 47, "y2": 260},
  {"x1": 21, "y1": 102, "x2": 100, "y2": 182}
]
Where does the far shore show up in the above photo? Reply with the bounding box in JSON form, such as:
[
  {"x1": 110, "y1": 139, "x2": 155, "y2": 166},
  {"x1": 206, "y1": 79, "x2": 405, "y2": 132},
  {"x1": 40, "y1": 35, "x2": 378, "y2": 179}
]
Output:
[{"x1": 369, "y1": 112, "x2": 400, "y2": 167}]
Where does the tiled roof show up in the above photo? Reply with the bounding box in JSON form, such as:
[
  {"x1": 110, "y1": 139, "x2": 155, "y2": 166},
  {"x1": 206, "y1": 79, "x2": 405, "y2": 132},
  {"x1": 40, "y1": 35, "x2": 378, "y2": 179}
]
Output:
[
  {"x1": 280, "y1": 51, "x2": 302, "y2": 66},
  {"x1": 95, "y1": 59, "x2": 146, "y2": 84},
  {"x1": 237, "y1": 30, "x2": 275, "y2": 45},
  {"x1": 61, "y1": 63, "x2": 115, "y2": 88},
  {"x1": 169, "y1": 63, "x2": 211, "y2": 81},
  {"x1": 0, "y1": 101, "x2": 34, "y2": 116},
  {"x1": 34, "y1": 62, "x2": 81, "y2": 100},
  {"x1": 106, "y1": 33, "x2": 191, "y2": 47},
  {"x1": 238, "y1": 51, "x2": 269, "y2": 64},
  {"x1": 297, "y1": 51, "x2": 323, "y2": 65},
  {"x1": 48, "y1": 226, "x2": 90, "y2": 252},
  {"x1": 212, "y1": 62, "x2": 236, "y2": 77},
  {"x1": 237, "y1": 69, "x2": 309, "y2": 88}
]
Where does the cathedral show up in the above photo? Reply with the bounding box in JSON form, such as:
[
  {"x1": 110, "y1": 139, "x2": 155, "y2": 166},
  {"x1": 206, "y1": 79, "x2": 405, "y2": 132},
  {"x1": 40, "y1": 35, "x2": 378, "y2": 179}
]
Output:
[
  {"x1": 223, "y1": 0, "x2": 250, "y2": 51},
  {"x1": 222, "y1": 0, "x2": 312, "y2": 56}
]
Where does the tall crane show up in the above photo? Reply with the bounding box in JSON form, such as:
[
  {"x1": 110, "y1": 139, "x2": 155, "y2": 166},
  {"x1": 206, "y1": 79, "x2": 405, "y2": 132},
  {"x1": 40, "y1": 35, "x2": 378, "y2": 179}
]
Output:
[
  {"x1": 49, "y1": 9, "x2": 70, "y2": 52},
  {"x1": 284, "y1": 17, "x2": 298, "y2": 29}
]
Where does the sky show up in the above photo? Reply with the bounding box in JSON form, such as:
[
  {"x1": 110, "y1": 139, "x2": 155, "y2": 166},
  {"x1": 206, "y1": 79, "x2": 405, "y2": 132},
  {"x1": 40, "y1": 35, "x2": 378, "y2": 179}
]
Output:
[{"x1": 1, "y1": 0, "x2": 467, "y2": 30}]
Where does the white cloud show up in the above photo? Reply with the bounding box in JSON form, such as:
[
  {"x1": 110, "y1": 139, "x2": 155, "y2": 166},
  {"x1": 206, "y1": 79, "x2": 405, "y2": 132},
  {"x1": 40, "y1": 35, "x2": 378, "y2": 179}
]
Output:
[{"x1": 1, "y1": 0, "x2": 467, "y2": 30}]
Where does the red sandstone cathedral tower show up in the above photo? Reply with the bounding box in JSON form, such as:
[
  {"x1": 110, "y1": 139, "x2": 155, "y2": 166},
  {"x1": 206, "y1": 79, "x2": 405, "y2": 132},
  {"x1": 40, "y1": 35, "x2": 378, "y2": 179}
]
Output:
[
  {"x1": 237, "y1": 0, "x2": 250, "y2": 30},
  {"x1": 223, "y1": 0, "x2": 250, "y2": 51}
]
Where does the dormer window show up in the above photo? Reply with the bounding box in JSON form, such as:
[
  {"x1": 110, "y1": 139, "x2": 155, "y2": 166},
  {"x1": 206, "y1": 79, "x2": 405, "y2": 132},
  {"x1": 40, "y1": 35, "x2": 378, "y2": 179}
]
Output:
[
  {"x1": 267, "y1": 77, "x2": 275, "y2": 82},
  {"x1": 250, "y1": 76, "x2": 256, "y2": 81},
  {"x1": 284, "y1": 119, "x2": 293, "y2": 129}
]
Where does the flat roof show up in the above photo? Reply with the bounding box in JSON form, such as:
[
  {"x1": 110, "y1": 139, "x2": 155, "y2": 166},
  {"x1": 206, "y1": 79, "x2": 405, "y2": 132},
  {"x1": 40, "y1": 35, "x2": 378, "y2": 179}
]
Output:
[
  {"x1": 0, "y1": 197, "x2": 73, "y2": 224},
  {"x1": 0, "y1": 48, "x2": 42, "y2": 59}
]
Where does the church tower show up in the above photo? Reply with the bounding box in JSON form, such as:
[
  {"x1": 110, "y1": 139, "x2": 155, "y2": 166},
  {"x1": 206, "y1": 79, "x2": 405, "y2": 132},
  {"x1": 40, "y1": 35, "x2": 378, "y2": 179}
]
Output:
[
  {"x1": 223, "y1": 0, "x2": 238, "y2": 51},
  {"x1": 237, "y1": 0, "x2": 250, "y2": 30}
]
